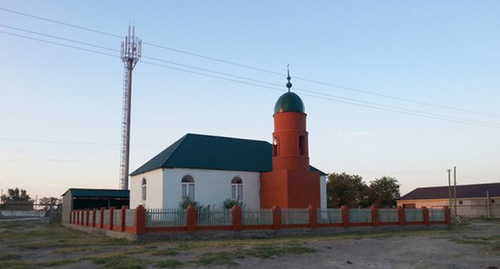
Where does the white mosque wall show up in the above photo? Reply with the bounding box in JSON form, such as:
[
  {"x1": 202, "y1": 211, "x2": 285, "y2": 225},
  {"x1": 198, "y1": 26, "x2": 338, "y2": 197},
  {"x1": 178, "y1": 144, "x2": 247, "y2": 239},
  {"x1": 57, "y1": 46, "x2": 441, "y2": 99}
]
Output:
[
  {"x1": 162, "y1": 168, "x2": 261, "y2": 210},
  {"x1": 130, "y1": 168, "x2": 163, "y2": 209}
]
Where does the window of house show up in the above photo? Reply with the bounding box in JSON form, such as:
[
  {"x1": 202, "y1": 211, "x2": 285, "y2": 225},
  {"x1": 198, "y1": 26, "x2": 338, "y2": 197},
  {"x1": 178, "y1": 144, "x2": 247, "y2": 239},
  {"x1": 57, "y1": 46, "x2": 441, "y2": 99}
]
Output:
[
  {"x1": 181, "y1": 175, "x2": 195, "y2": 199},
  {"x1": 298, "y1": 135, "x2": 305, "y2": 156},
  {"x1": 458, "y1": 200, "x2": 463, "y2": 205},
  {"x1": 491, "y1": 199, "x2": 495, "y2": 204},
  {"x1": 231, "y1": 177, "x2": 243, "y2": 201},
  {"x1": 141, "y1": 178, "x2": 147, "y2": 201}
]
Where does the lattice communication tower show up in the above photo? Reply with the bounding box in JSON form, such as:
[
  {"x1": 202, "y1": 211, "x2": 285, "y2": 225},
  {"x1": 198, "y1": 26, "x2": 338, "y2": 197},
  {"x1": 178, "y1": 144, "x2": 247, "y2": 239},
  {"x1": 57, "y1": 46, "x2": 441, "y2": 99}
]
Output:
[{"x1": 119, "y1": 26, "x2": 141, "y2": 190}]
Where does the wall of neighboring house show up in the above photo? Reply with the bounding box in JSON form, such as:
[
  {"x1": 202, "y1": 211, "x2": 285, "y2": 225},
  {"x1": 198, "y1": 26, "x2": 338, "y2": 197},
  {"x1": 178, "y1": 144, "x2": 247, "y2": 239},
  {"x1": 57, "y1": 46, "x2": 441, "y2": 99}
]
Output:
[
  {"x1": 130, "y1": 168, "x2": 163, "y2": 209},
  {"x1": 162, "y1": 168, "x2": 261, "y2": 210},
  {"x1": 61, "y1": 191, "x2": 73, "y2": 223},
  {"x1": 397, "y1": 197, "x2": 500, "y2": 218},
  {"x1": 319, "y1": 175, "x2": 327, "y2": 209}
]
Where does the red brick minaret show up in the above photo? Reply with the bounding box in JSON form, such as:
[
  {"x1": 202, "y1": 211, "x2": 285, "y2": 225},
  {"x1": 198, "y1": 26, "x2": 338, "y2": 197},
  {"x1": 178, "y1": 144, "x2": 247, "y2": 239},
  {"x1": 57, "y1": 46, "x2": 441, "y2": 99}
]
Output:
[{"x1": 261, "y1": 70, "x2": 321, "y2": 209}]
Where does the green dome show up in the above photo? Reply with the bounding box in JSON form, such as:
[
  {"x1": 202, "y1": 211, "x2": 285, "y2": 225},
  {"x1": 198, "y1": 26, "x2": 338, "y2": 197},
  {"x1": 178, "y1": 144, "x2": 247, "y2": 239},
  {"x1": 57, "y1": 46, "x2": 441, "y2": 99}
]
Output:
[{"x1": 274, "y1": 92, "x2": 305, "y2": 114}]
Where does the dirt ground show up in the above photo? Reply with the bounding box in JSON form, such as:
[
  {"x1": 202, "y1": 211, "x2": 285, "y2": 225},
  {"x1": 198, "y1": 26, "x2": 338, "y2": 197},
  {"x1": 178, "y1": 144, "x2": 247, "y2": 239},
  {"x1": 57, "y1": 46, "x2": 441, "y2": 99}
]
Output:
[{"x1": 0, "y1": 219, "x2": 499, "y2": 269}]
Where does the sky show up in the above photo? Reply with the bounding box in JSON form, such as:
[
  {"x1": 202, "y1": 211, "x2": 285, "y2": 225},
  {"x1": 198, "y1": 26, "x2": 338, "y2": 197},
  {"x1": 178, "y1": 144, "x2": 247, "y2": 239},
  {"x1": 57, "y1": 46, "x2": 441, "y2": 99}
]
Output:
[{"x1": 0, "y1": 1, "x2": 499, "y2": 201}]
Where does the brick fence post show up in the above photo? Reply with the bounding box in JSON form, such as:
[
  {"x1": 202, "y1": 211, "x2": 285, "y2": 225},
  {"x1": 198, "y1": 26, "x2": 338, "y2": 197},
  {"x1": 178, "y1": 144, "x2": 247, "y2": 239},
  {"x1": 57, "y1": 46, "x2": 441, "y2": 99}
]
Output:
[
  {"x1": 422, "y1": 207, "x2": 430, "y2": 225},
  {"x1": 398, "y1": 206, "x2": 406, "y2": 226},
  {"x1": 187, "y1": 205, "x2": 197, "y2": 232},
  {"x1": 272, "y1": 206, "x2": 282, "y2": 230},
  {"x1": 341, "y1": 206, "x2": 349, "y2": 227},
  {"x1": 121, "y1": 206, "x2": 128, "y2": 232},
  {"x1": 232, "y1": 205, "x2": 242, "y2": 231},
  {"x1": 309, "y1": 205, "x2": 317, "y2": 229},
  {"x1": 133, "y1": 205, "x2": 146, "y2": 234},
  {"x1": 443, "y1": 206, "x2": 451, "y2": 224},
  {"x1": 92, "y1": 209, "x2": 97, "y2": 227},
  {"x1": 99, "y1": 207, "x2": 105, "y2": 229},
  {"x1": 371, "y1": 206, "x2": 379, "y2": 226},
  {"x1": 109, "y1": 207, "x2": 116, "y2": 230}
]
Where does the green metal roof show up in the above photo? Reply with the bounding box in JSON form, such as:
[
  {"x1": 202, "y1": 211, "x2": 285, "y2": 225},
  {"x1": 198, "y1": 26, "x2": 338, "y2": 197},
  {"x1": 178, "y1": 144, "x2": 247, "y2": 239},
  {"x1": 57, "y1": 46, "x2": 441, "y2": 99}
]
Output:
[
  {"x1": 274, "y1": 92, "x2": 305, "y2": 114},
  {"x1": 131, "y1": 133, "x2": 326, "y2": 176},
  {"x1": 62, "y1": 188, "x2": 130, "y2": 198}
]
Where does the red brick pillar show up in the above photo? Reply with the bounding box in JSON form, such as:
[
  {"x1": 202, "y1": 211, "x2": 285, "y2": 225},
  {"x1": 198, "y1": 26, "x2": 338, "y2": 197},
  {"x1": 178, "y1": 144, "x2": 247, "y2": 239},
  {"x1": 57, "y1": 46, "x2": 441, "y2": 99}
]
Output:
[
  {"x1": 120, "y1": 206, "x2": 128, "y2": 232},
  {"x1": 341, "y1": 206, "x2": 349, "y2": 227},
  {"x1": 371, "y1": 206, "x2": 379, "y2": 226},
  {"x1": 443, "y1": 206, "x2": 451, "y2": 224},
  {"x1": 99, "y1": 207, "x2": 105, "y2": 229},
  {"x1": 108, "y1": 207, "x2": 116, "y2": 230},
  {"x1": 398, "y1": 206, "x2": 406, "y2": 225},
  {"x1": 232, "y1": 205, "x2": 242, "y2": 231},
  {"x1": 422, "y1": 207, "x2": 430, "y2": 225},
  {"x1": 309, "y1": 205, "x2": 317, "y2": 229},
  {"x1": 92, "y1": 209, "x2": 97, "y2": 227},
  {"x1": 133, "y1": 205, "x2": 146, "y2": 234},
  {"x1": 187, "y1": 205, "x2": 197, "y2": 233},
  {"x1": 272, "y1": 206, "x2": 282, "y2": 230}
]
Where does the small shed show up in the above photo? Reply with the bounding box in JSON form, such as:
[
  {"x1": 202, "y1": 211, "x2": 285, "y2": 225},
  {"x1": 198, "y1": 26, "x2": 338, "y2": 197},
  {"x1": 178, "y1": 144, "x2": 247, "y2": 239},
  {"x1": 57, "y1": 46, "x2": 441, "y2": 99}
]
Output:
[{"x1": 61, "y1": 188, "x2": 129, "y2": 223}]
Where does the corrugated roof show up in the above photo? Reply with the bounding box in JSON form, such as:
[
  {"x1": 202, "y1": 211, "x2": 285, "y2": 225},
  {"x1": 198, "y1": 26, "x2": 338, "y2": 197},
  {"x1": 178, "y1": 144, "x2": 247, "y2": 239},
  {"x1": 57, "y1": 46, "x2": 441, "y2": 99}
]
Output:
[
  {"x1": 398, "y1": 182, "x2": 500, "y2": 200},
  {"x1": 61, "y1": 188, "x2": 130, "y2": 198},
  {"x1": 131, "y1": 133, "x2": 326, "y2": 176}
]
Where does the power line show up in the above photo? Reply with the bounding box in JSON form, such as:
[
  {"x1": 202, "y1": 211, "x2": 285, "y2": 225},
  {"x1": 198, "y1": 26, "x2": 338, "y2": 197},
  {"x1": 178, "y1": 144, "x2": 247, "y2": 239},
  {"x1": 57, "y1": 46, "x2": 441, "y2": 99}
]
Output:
[
  {"x1": 1, "y1": 29, "x2": 499, "y2": 129},
  {"x1": 1, "y1": 6, "x2": 498, "y2": 119}
]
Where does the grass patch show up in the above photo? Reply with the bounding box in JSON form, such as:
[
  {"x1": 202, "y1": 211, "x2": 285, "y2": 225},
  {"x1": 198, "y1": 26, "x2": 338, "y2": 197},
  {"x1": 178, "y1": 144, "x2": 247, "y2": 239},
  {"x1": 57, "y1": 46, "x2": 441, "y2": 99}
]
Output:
[
  {"x1": 0, "y1": 260, "x2": 36, "y2": 269},
  {"x1": 194, "y1": 251, "x2": 242, "y2": 267},
  {"x1": 246, "y1": 243, "x2": 316, "y2": 259},
  {"x1": 151, "y1": 248, "x2": 179, "y2": 256},
  {"x1": 91, "y1": 254, "x2": 149, "y2": 269},
  {"x1": 38, "y1": 258, "x2": 80, "y2": 267},
  {"x1": 0, "y1": 253, "x2": 21, "y2": 261},
  {"x1": 155, "y1": 259, "x2": 183, "y2": 268}
]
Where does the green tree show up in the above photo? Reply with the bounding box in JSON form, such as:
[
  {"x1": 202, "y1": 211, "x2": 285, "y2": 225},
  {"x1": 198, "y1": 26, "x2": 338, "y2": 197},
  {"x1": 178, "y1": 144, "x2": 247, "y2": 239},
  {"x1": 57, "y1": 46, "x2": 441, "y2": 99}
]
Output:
[
  {"x1": 39, "y1": 197, "x2": 61, "y2": 211},
  {"x1": 1, "y1": 188, "x2": 31, "y2": 202},
  {"x1": 365, "y1": 176, "x2": 401, "y2": 208},
  {"x1": 326, "y1": 172, "x2": 367, "y2": 208}
]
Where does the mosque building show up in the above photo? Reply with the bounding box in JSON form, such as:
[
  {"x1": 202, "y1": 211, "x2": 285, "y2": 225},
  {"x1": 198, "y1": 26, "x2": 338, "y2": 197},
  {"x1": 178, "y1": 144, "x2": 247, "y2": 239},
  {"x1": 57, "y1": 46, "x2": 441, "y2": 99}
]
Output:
[{"x1": 129, "y1": 73, "x2": 327, "y2": 210}]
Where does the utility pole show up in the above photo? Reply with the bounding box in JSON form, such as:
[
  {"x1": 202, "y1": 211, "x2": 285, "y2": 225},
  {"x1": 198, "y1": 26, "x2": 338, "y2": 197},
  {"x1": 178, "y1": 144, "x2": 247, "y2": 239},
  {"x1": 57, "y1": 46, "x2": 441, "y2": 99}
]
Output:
[
  {"x1": 453, "y1": 166, "x2": 457, "y2": 217},
  {"x1": 447, "y1": 169, "x2": 452, "y2": 212},
  {"x1": 119, "y1": 26, "x2": 141, "y2": 190}
]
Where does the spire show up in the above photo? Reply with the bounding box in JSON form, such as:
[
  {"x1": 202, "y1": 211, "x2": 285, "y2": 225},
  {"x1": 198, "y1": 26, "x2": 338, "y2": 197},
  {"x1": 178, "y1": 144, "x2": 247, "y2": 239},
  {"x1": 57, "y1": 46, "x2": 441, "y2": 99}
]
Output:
[{"x1": 286, "y1": 64, "x2": 292, "y2": 92}]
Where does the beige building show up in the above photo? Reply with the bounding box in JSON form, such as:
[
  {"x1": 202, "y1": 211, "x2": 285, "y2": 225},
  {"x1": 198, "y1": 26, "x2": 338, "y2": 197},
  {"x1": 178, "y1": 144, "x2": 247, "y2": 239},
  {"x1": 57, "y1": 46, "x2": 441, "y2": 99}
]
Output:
[{"x1": 397, "y1": 183, "x2": 499, "y2": 218}]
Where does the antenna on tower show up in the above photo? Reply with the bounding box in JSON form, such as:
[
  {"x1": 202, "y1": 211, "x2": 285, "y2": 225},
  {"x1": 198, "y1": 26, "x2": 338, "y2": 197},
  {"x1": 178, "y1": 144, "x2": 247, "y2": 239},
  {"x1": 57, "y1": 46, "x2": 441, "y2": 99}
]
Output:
[{"x1": 119, "y1": 25, "x2": 141, "y2": 190}]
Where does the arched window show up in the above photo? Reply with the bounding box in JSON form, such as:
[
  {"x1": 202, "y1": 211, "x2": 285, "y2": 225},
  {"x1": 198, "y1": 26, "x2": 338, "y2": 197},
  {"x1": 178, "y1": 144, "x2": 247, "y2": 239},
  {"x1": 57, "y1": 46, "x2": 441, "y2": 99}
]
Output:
[
  {"x1": 272, "y1": 137, "x2": 278, "y2": 157},
  {"x1": 181, "y1": 175, "x2": 195, "y2": 199},
  {"x1": 298, "y1": 135, "x2": 305, "y2": 156},
  {"x1": 231, "y1": 177, "x2": 243, "y2": 200},
  {"x1": 141, "y1": 178, "x2": 147, "y2": 201}
]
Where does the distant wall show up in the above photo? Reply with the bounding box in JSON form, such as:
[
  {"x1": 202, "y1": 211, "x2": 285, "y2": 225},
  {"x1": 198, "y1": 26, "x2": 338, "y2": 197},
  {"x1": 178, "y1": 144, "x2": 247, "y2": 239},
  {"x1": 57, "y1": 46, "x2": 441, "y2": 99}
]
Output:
[{"x1": 397, "y1": 197, "x2": 500, "y2": 218}]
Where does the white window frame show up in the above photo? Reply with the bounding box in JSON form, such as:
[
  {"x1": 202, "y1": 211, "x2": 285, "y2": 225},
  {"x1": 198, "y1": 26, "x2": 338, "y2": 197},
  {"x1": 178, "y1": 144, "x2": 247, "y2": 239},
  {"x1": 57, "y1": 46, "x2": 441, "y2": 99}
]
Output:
[
  {"x1": 141, "y1": 178, "x2": 147, "y2": 201},
  {"x1": 181, "y1": 175, "x2": 195, "y2": 200},
  {"x1": 231, "y1": 177, "x2": 243, "y2": 201}
]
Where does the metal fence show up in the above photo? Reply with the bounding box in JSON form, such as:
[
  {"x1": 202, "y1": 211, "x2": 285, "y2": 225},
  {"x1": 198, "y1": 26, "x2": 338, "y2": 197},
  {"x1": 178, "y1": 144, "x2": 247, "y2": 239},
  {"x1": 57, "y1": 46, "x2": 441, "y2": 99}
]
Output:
[
  {"x1": 88, "y1": 211, "x2": 93, "y2": 224},
  {"x1": 125, "y1": 209, "x2": 135, "y2": 227},
  {"x1": 95, "y1": 211, "x2": 100, "y2": 225},
  {"x1": 405, "y1": 209, "x2": 423, "y2": 222},
  {"x1": 281, "y1": 209, "x2": 309, "y2": 225},
  {"x1": 146, "y1": 209, "x2": 187, "y2": 228},
  {"x1": 113, "y1": 210, "x2": 121, "y2": 226},
  {"x1": 378, "y1": 208, "x2": 399, "y2": 223},
  {"x1": 317, "y1": 208, "x2": 342, "y2": 224},
  {"x1": 242, "y1": 209, "x2": 273, "y2": 225},
  {"x1": 429, "y1": 208, "x2": 446, "y2": 221},
  {"x1": 197, "y1": 209, "x2": 232, "y2": 226},
  {"x1": 102, "y1": 210, "x2": 109, "y2": 225},
  {"x1": 349, "y1": 209, "x2": 372, "y2": 223}
]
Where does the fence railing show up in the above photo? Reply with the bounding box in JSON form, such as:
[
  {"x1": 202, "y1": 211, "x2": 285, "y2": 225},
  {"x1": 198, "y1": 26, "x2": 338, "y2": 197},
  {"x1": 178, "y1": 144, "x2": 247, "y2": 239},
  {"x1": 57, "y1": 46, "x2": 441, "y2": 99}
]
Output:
[
  {"x1": 317, "y1": 208, "x2": 342, "y2": 224},
  {"x1": 197, "y1": 209, "x2": 232, "y2": 226},
  {"x1": 146, "y1": 209, "x2": 186, "y2": 228},
  {"x1": 68, "y1": 205, "x2": 450, "y2": 235},
  {"x1": 242, "y1": 209, "x2": 273, "y2": 225}
]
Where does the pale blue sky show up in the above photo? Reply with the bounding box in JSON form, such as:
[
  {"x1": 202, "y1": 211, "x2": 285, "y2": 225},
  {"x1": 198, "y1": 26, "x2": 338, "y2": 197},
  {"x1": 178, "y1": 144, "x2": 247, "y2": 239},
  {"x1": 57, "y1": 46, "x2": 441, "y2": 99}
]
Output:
[{"x1": 1, "y1": 1, "x2": 499, "y2": 200}]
